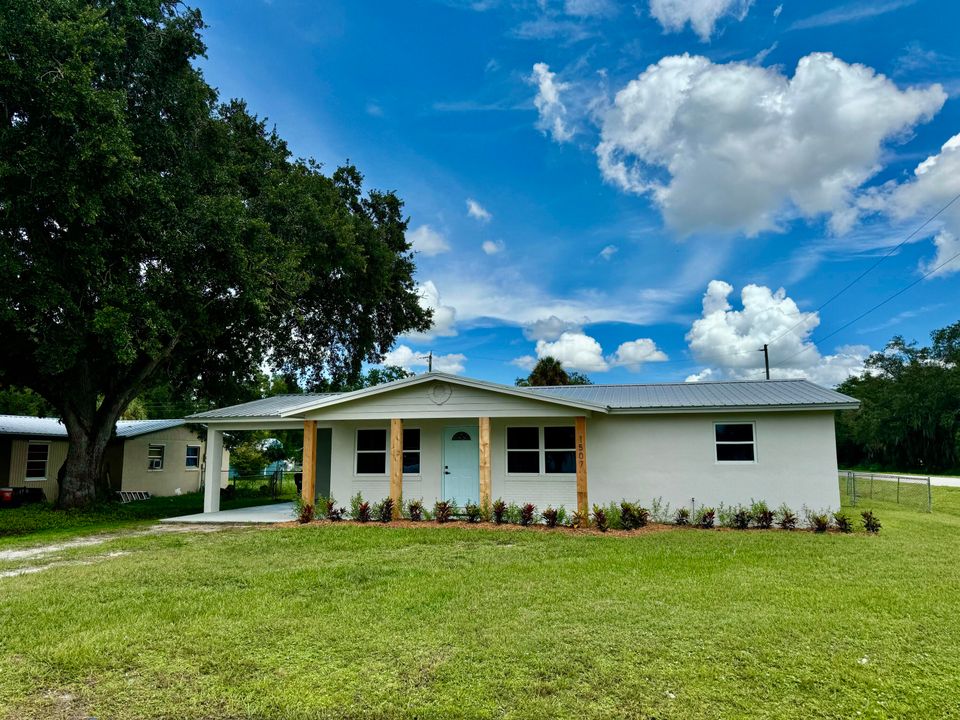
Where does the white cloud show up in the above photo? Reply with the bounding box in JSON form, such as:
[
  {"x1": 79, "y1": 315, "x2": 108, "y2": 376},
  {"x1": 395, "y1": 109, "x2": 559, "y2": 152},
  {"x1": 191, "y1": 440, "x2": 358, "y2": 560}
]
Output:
[
  {"x1": 535, "y1": 331, "x2": 609, "y2": 372},
  {"x1": 599, "y1": 244, "x2": 618, "y2": 260},
  {"x1": 522, "y1": 315, "x2": 583, "y2": 341},
  {"x1": 531, "y1": 62, "x2": 574, "y2": 143},
  {"x1": 511, "y1": 355, "x2": 537, "y2": 371},
  {"x1": 408, "y1": 225, "x2": 450, "y2": 256},
  {"x1": 481, "y1": 239, "x2": 505, "y2": 255},
  {"x1": 684, "y1": 280, "x2": 870, "y2": 386},
  {"x1": 789, "y1": 0, "x2": 916, "y2": 31},
  {"x1": 648, "y1": 0, "x2": 754, "y2": 41},
  {"x1": 920, "y1": 231, "x2": 960, "y2": 278},
  {"x1": 565, "y1": 0, "x2": 617, "y2": 17},
  {"x1": 405, "y1": 281, "x2": 458, "y2": 342},
  {"x1": 382, "y1": 345, "x2": 466, "y2": 375},
  {"x1": 773, "y1": 3, "x2": 782, "y2": 19},
  {"x1": 365, "y1": 101, "x2": 384, "y2": 117},
  {"x1": 466, "y1": 198, "x2": 492, "y2": 222},
  {"x1": 596, "y1": 53, "x2": 945, "y2": 237},
  {"x1": 610, "y1": 338, "x2": 669, "y2": 370}
]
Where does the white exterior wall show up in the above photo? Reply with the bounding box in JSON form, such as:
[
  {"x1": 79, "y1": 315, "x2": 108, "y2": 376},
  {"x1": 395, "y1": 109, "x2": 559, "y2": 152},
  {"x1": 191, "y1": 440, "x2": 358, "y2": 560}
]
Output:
[
  {"x1": 325, "y1": 411, "x2": 840, "y2": 512},
  {"x1": 122, "y1": 426, "x2": 229, "y2": 496}
]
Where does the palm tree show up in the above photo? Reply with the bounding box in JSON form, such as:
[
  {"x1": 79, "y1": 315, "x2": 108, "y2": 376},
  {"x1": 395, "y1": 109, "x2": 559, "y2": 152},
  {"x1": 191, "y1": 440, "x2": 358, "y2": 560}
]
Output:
[{"x1": 516, "y1": 357, "x2": 592, "y2": 386}]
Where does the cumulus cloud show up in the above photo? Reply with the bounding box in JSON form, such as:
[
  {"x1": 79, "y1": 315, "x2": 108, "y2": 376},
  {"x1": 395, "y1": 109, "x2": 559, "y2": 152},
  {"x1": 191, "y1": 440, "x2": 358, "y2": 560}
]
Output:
[
  {"x1": 405, "y1": 281, "x2": 458, "y2": 342},
  {"x1": 684, "y1": 280, "x2": 869, "y2": 386},
  {"x1": 920, "y1": 232, "x2": 960, "y2": 278},
  {"x1": 648, "y1": 0, "x2": 754, "y2": 41},
  {"x1": 519, "y1": 327, "x2": 668, "y2": 373},
  {"x1": 599, "y1": 244, "x2": 618, "y2": 260},
  {"x1": 383, "y1": 345, "x2": 466, "y2": 374},
  {"x1": 481, "y1": 239, "x2": 505, "y2": 255},
  {"x1": 522, "y1": 315, "x2": 583, "y2": 342},
  {"x1": 531, "y1": 63, "x2": 574, "y2": 143},
  {"x1": 511, "y1": 355, "x2": 537, "y2": 371},
  {"x1": 408, "y1": 225, "x2": 450, "y2": 256},
  {"x1": 466, "y1": 198, "x2": 492, "y2": 222},
  {"x1": 595, "y1": 52, "x2": 945, "y2": 237}
]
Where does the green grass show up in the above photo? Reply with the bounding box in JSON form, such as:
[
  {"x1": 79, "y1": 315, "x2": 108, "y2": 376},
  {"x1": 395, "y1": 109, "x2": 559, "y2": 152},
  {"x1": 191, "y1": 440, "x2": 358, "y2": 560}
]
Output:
[
  {"x1": 0, "y1": 488, "x2": 293, "y2": 549},
  {"x1": 1, "y1": 495, "x2": 960, "y2": 719}
]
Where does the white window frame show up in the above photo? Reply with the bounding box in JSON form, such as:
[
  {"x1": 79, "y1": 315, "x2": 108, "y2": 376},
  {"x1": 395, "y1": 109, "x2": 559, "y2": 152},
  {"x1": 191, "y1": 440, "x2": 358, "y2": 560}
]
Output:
[
  {"x1": 504, "y1": 425, "x2": 577, "y2": 476},
  {"x1": 714, "y1": 421, "x2": 757, "y2": 464},
  {"x1": 147, "y1": 444, "x2": 166, "y2": 471},
  {"x1": 25, "y1": 441, "x2": 50, "y2": 481},
  {"x1": 185, "y1": 444, "x2": 201, "y2": 470},
  {"x1": 355, "y1": 427, "x2": 388, "y2": 476},
  {"x1": 401, "y1": 427, "x2": 421, "y2": 477}
]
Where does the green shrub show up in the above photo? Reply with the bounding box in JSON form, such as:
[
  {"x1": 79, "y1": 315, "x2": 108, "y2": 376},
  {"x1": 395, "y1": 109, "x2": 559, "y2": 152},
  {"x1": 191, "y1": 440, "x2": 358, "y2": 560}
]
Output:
[
  {"x1": 806, "y1": 509, "x2": 830, "y2": 533},
  {"x1": 492, "y1": 499, "x2": 507, "y2": 525},
  {"x1": 355, "y1": 501, "x2": 371, "y2": 523},
  {"x1": 636, "y1": 506, "x2": 650, "y2": 528},
  {"x1": 861, "y1": 510, "x2": 882, "y2": 534},
  {"x1": 716, "y1": 503, "x2": 734, "y2": 528},
  {"x1": 406, "y1": 499, "x2": 423, "y2": 521},
  {"x1": 374, "y1": 498, "x2": 394, "y2": 523},
  {"x1": 776, "y1": 504, "x2": 797, "y2": 530},
  {"x1": 732, "y1": 506, "x2": 751, "y2": 530},
  {"x1": 434, "y1": 500, "x2": 455, "y2": 524},
  {"x1": 505, "y1": 502, "x2": 522, "y2": 525},
  {"x1": 650, "y1": 497, "x2": 671, "y2": 523},
  {"x1": 833, "y1": 511, "x2": 853, "y2": 533},
  {"x1": 751, "y1": 500, "x2": 774, "y2": 529},
  {"x1": 602, "y1": 501, "x2": 623, "y2": 530},
  {"x1": 674, "y1": 508, "x2": 690, "y2": 526},
  {"x1": 555, "y1": 506, "x2": 568, "y2": 527},
  {"x1": 620, "y1": 501, "x2": 640, "y2": 530},
  {"x1": 350, "y1": 492, "x2": 364, "y2": 519},
  {"x1": 570, "y1": 510, "x2": 586, "y2": 529},
  {"x1": 325, "y1": 499, "x2": 345, "y2": 521},
  {"x1": 591, "y1": 505, "x2": 608, "y2": 532},
  {"x1": 519, "y1": 503, "x2": 537, "y2": 526},
  {"x1": 541, "y1": 507, "x2": 559, "y2": 528},
  {"x1": 695, "y1": 507, "x2": 715, "y2": 529},
  {"x1": 297, "y1": 503, "x2": 314, "y2": 524},
  {"x1": 464, "y1": 502, "x2": 482, "y2": 523}
]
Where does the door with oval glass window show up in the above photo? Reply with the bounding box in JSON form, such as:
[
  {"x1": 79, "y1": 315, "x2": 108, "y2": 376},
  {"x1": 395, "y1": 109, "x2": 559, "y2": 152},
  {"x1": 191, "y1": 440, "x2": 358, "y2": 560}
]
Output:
[{"x1": 442, "y1": 426, "x2": 480, "y2": 505}]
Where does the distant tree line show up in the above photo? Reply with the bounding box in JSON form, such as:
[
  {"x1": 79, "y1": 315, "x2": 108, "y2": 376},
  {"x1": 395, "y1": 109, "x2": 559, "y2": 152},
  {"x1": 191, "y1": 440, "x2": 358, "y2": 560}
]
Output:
[{"x1": 836, "y1": 321, "x2": 960, "y2": 473}]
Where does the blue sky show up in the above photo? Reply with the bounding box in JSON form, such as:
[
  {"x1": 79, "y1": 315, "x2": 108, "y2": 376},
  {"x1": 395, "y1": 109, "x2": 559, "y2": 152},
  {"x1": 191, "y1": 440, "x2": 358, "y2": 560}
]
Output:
[{"x1": 197, "y1": 0, "x2": 960, "y2": 386}]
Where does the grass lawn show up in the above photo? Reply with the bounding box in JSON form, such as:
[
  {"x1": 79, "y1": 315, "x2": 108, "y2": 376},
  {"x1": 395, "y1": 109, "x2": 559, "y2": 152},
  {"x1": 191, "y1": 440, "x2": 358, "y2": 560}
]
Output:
[{"x1": 1, "y1": 492, "x2": 959, "y2": 719}]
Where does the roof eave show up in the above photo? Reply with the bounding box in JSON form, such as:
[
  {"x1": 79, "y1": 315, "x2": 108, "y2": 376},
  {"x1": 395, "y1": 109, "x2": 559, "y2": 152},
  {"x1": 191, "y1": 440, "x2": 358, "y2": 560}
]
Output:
[{"x1": 608, "y1": 402, "x2": 860, "y2": 414}]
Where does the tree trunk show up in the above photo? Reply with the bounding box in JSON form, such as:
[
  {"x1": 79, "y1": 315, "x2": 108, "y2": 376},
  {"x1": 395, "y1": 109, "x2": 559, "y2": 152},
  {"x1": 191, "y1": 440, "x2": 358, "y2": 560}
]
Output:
[{"x1": 57, "y1": 408, "x2": 119, "y2": 509}]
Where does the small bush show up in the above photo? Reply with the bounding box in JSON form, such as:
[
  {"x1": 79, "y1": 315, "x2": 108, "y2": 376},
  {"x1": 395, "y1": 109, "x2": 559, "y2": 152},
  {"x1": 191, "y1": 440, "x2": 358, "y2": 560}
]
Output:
[
  {"x1": 776, "y1": 504, "x2": 797, "y2": 530},
  {"x1": 434, "y1": 499, "x2": 455, "y2": 524},
  {"x1": 716, "y1": 503, "x2": 734, "y2": 528},
  {"x1": 603, "y1": 502, "x2": 623, "y2": 530},
  {"x1": 636, "y1": 506, "x2": 650, "y2": 528},
  {"x1": 861, "y1": 510, "x2": 882, "y2": 534},
  {"x1": 732, "y1": 506, "x2": 751, "y2": 530},
  {"x1": 298, "y1": 503, "x2": 314, "y2": 524},
  {"x1": 505, "y1": 502, "x2": 522, "y2": 525},
  {"x1": 355, "y1": 501, "x2": 371, "y2": 523},
  {"x1": 591, "y1": 505, "x2": 608, "y2": 532},
  {"x1": 350, "y1": 492, "x2": 364, "y2": 519},
  {"x1": 374, "y1": 497, "x2": 394, "y2": 523},
  {"x1": 674, "y1": 508, "x2": 691, "y2": 526},
  {"x1": 650, "y1": 497, "x2": 671, "y2": 524},
  {"x1": 555, "y1": 506, "x2": 568, "y2": 527},
  {"x1": 492, "y1": 498, "x2": 507, "y2": 525},
  {"x1": 542, "y1": 507, "x2": 559, "y2": 528},
  {"x1": 325, "y1": 499, "x2": 345, "y2": 522},
  {"x1": 570, "y1": 510, "x2": 586, "y2": 529},
  {"x1": 833, "y1": 511, "x2": 853, "y2": 533},
  {"x1": 464, "y1": 502, "x2": 482, "y2": 523},
  {"x1": 620, "y1": 501, "x2": 640, "y2": 530},
  {"x1": 406, "y1": 499, "x2": 424, "y2": 521},
  {"x1": 807, "y1": 510, "x2": 830, "y2": 533},
  {"x1": 519, "y1": 503, "x2": 537, "y2": 526},
  {"x1": 695, "y1": 507, "x2": 715, "y2": 529},
  {"x1": 751, "y1": 500, "x2": 773, "y2": 529}
]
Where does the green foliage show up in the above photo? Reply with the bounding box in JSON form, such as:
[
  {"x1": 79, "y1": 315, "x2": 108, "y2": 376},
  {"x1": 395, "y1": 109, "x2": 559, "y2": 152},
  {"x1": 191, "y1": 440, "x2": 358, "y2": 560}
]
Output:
[
  {"x1": 505, "y1": 502, "x2": 522, "y2": 525},
  {"x1": 350, "y1": 493, "x2": 365, "y2": 521},
  {"x1": 650, "y1": 497, "x2": 672, "y2": 524},
  {"x1": 751, "y1": 500, "x2": 774, "y2": 529},
  {"x1": 434, "y1": 500, "x2": 454, "y2": 524},
  {"x1": 837, "y1": 322, "x2": 960, "y2": 473},
  {"x1": 777, "y1": 505, "x2": 798, "y2": 530},
  {"x1": 805, "y1": 509, "x2": 831, "y2": 533},
  {"x1": 406, "y1": 499, "x2": 423, "y2": 521},
  {"x1": 0, "y1": 0, "x2": 430, "y2": 506},
  {"x1": 0, "y1": 386, "x2": 55, "y2": 416},
  {"x1": 695, "y1": 507, "x2": 716, "y2": 529},
  {"x1": 463, "y1": 502, "x2": 482, "y2": 524},
  {"x1": 591, "y1": 505, "x2": 608, "y2": 532},
  {"x1": 619, "y1": 502, "x2": 640, "y2": 530},
  {"x1": 570, "y1": 510, "x2": 586, "y2": 529},
  {"x1": 228, "y1": 442, "x2": 270, "y2": 478},
  {"x1": 515, "y1": 357, "x2": 593, "y2": 387},
  {"x1": 833, "y1": 512, "x2": 853, "y2": 533},
  {"x1": 492, "y1": 498, "x2": 507, "y2": 525},
  {"x1": 674, "y1": 508, "x2": 690, "y2": 526},
  {"x1": 325, "y1": 499, "x2": 345, "y2": 522},
  {"x1": 541, "y1": 507, "x2": 559, "y2": 528},
  {"x1": 601, "y1": 502, "x2": 623, "y2": 530},
  {"x1": 518, "y1": 503, "x2": 537, "y2": 526},
  {"x1": 297, "y1": 503, "x2": 314, "y2": 524},
  {"x1": 355, "y1": 501, "x2": 372, "y2": 524},
  {"x1": 732, "y1": 507, "x2": 751, "y2": 530},
  {"x1": 861, "y1": 510, "x2": 882, "y2": 534},
  {"x1": 374, "y1": 498, "x2": 394, "y2": 523}
]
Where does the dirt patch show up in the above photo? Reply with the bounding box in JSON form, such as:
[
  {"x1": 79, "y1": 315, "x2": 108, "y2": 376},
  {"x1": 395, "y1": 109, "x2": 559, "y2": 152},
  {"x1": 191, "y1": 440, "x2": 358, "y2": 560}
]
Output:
[{"x1": 1, "y1": 550, "x2": 132, "y2": 579}]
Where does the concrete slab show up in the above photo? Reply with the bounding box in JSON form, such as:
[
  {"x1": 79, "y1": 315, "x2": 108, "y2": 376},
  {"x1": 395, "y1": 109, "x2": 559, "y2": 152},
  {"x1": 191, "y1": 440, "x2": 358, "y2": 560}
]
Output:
[{"x1": 160, "y1": 502, "x2": 295, "y2": 524}]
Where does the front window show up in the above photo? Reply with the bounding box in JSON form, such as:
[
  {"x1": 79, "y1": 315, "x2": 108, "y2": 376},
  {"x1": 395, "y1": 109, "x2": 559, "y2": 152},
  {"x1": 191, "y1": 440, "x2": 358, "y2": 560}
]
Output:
[
  {"x1": 715, "y1": 423, "x2": 756, "y2": 462},
  {"x1": 148, "y1": 444, "x2": 165, "y2": 470},
  {"x1": 402, "y1": 428, "x2": 421, "y2": 474},
  {"x1": 544, "y1": 426, "x2": 576, "y2": 473},
  {"x1": 506, "y1": 426, "x2": 576, "y2": 474},
  {"x1": 185, "y1": 445, "x2": 201, "y2": 469},
  {"x1": 356, "y1": 429, "x2": 387, "y2": 474},
  {"x1": 506, "y1": 427, "x2": 540, "y2": 473},
  {"x1": 25, "y1": 443, "x2": 49, "y2": 480}
]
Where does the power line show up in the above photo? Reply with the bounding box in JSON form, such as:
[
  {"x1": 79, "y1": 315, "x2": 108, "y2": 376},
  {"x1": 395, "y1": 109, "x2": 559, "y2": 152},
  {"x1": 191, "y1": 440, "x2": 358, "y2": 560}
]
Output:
[
  {"x1": 769, "y1": 246, "x2": 960, "y2": 371},
  {"x1": 764, "y1": 190, "x2": 960, "y2": 350}
]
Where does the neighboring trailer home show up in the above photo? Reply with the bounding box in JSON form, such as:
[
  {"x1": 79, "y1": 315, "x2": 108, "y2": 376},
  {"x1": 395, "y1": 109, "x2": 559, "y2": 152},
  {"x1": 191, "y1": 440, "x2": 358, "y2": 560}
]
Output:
[
  {"x1": 188, "y1": 372, "x2": 858, "y2": 517},
  {"x1": 0, "y1": 416, "x2": 229, "y2": 501}
]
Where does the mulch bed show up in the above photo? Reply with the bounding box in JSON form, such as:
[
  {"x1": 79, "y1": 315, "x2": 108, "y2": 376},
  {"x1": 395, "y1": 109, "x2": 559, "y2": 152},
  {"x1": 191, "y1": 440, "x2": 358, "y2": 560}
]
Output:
[{"x1": 274, "y1": 517, "x2": 676, "y2": 537}]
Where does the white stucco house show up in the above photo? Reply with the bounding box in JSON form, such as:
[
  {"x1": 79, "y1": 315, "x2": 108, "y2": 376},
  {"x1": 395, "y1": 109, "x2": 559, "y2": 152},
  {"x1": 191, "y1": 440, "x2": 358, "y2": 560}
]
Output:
[{"x1": 188, "y1": 372, "x2": 858, "y2": 518}]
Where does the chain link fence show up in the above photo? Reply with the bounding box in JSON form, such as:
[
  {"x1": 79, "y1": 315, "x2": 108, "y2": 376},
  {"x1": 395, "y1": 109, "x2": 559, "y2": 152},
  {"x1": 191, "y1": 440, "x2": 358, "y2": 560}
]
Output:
[{"x1": 840, "y1": 471, "x2": 932, "y2": 512}]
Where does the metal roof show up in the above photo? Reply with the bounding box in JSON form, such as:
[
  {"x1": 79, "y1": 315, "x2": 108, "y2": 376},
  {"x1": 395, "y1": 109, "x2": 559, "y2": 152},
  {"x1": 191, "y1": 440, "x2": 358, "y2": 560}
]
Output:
[
  {"x1": 0, "y1": 416, "x2": 187, "y2": 439},
  {"x1": 525, "y1": 379, "x2": 858, "y2": 411},
  {"x1": 186, "y1": 374, "x2": 858, "y2": 421}
]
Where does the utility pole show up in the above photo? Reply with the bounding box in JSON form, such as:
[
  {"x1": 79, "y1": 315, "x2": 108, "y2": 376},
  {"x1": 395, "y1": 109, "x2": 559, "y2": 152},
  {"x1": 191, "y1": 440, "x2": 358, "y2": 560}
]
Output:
[
  {"x1": 420, "y1": 351, "x2": 432, "y2": 372},
  {"x1": 758, "y1": 344, "x2": 770, "y2": 380}
]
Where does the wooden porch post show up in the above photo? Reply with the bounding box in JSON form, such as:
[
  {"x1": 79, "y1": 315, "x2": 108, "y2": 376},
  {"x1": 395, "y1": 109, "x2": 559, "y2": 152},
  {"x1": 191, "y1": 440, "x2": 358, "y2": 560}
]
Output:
[
  {"x1": 390, "y1": 418, "x2": 403, "y2": 519},
  {"x1": 575, "y1": 416, "x2": 588, "y2": 525},
  {"x1": 478, "y1": 416, "x2": 491, "y2": 512},
  {"x1": 302, "y1": 420, "x2": 317, "y2": 507}
]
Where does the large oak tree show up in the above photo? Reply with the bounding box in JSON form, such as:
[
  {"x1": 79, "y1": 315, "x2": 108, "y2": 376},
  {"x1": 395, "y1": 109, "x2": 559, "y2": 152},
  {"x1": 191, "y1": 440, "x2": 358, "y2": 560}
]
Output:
[{"x1": 0, "y1": 1, "x2": 431, "y2": 506}]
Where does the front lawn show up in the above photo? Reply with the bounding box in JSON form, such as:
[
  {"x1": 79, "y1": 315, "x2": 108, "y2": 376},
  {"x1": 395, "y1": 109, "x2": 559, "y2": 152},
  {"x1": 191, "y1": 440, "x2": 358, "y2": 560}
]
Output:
[{"x1": 1, "y1": 498, "x2": 959, "y2": 719}]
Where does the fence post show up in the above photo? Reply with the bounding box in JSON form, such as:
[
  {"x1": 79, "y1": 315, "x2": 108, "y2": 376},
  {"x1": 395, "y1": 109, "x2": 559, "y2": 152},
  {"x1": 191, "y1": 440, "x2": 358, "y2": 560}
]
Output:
[
  {"x1": 928, "y1": 477, "x2": 932, "y2": 513},
  {"x1": 897, "y1": 476, "x2": 901, "y2": 504}
]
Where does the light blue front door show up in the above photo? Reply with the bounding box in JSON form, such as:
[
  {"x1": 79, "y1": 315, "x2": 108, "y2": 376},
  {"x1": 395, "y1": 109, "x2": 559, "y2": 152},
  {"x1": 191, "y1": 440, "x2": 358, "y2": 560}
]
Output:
[{"x1": 442, "y1": 425, "x2": 480, "y2": 505}]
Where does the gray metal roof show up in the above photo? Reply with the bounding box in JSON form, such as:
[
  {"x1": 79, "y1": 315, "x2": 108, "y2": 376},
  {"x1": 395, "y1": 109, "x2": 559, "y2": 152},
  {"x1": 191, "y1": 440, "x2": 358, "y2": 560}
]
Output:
[
  {"x1": 0, "y1": 415, "x2": 187, "y2": 439},
  {"x1": 188, "y1": 393, "x2": 341, "y2": 419},
  {"x1": 525, "y1": 379, "x2": 858, "y2": 411}
]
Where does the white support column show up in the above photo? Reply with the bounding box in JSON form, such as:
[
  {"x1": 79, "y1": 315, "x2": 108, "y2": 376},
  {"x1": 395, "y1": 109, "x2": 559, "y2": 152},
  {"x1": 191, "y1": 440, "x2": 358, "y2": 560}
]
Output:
[{"x1": 203, "y1": 428, "x2": 224, "y2": 513}]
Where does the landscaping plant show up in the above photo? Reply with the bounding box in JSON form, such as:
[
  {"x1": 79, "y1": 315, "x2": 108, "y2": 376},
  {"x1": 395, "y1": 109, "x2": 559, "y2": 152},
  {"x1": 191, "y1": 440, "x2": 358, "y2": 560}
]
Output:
[
  {"x1": 355, "y1": 501, "x2": 372, "y2": 523},
  {"x1": 464, "y1": 502, "x2": 482, "y2": 524},
  {"x1": 833, "y1": 511, "x2": 853, "y2": 533},
  {"x1": 732, "y1": 506, "x2": 751, "y2": 530},
  {"x1": 650, "y1": 497, "x2": 671, "y2": 523},
  {"x1": 297, "y1": 503, "x2": 314, "y2": 524},
  {"x1": 620, "y1": 501, "x2": 639, "y2": 530},
  {"x1": 350, "y1": 492, "x2": 365, "y2": 519},
  {"x1": 434, "y1": 500, "x2": 455, "y2": 524},
  {"x1": 492, "y1": 499, "x2": 507, "y2": 525},
  {"x1": 506, "y1": 502, "x2": 522, "y2": 525},
  {"x1": 776, "y1": 505, "x2": 798, "y2": 530},
  {"x1": 751, "y1": 500, "x2": 774, "y2": 529},
  {"x1": 326, "y1": 499, "x2": 345, "y2": 522},
  {"x1": 570, "y1": 510, "x2": 586, "y2": 529},
  {"x1": 695, "y1": 507, "x2": 716, "y2": 529},
  {"x1": 807, "y1": 511, "x2": 830, "y2": 533},
  {"x1": 591, "y1": 505, "x2": 608, "y2": 532},
  {"x1": 406, "y1": 499, "x2": 424, "y2": 522},
  {"x1": 374, "y1": 498, "x2": 394, "y2": 523},
  {"x1": 541, "y1": 507, "x2": 559, "y2": 528},
  {"x1": 636, "y1": 506, "x2": 650, "y2": 528},
  {"x1": 861, "y1": 510, "x2": 882, "y2": 534},
  {"x1": 519, "y1": 503, "x2": 537, "y2": 527},
  {"x1": 674, "y1": 508, "x2": 691, "y2": 526}
]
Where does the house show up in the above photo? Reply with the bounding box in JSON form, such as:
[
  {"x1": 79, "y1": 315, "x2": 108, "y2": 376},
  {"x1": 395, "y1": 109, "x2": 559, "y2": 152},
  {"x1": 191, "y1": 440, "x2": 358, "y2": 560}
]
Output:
[
  {"x1": 188, "y1": 372, "x2": 859, "y2": 518},
  {"x1": 0, "y1": 416, "x2": 229, "y2": 501}
]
